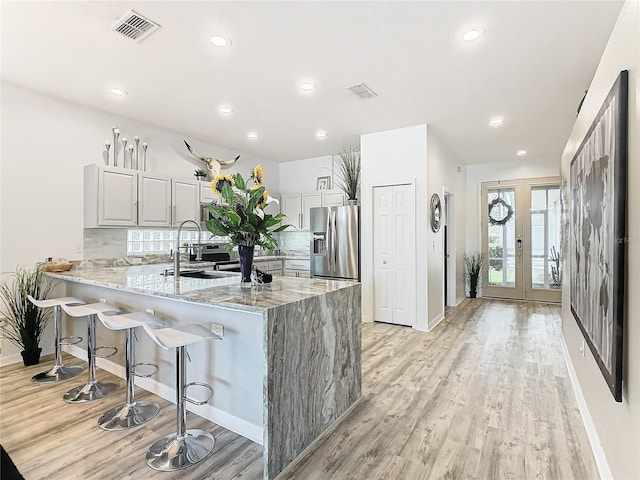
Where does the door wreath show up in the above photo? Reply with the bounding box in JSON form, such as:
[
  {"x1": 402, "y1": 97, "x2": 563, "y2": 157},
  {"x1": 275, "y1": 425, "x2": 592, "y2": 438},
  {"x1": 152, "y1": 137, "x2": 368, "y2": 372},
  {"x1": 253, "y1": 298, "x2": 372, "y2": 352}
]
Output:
[{"x1": 488, "y1": 197, "x2": 513, "y2": 225}]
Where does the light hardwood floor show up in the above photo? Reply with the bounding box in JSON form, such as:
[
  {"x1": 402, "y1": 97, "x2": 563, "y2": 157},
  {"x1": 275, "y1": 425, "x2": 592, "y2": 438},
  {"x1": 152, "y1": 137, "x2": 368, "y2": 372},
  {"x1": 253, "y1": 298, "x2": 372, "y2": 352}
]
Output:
[{"x1": 0, "y1": 299, "x2": 599, "y2": 479}]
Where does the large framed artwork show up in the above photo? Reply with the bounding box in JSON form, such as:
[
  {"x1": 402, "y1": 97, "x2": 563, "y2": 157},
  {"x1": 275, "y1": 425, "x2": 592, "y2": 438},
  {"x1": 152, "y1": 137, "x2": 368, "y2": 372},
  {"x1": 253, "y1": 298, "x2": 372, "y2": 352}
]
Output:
[{"x1": 570, "y1": 70, "x2": 628, "y2": 402}]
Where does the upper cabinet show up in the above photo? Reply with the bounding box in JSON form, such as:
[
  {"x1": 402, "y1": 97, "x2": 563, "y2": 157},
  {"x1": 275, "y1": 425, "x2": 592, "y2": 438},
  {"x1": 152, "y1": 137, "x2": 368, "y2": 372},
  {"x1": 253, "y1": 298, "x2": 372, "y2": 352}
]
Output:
[
  {"x1": 138, "y1": 173, "x2": 171, "y2": 227},
  {"x1": 199, "y1": 180, "x2": 217, "y2": 204},
  {"x1": 281, "y1": 190, "x2": 344, "y2": 230},
  {"x1": 85, "y1": 165, "x2": 137, "y2": 227},
  {"x1": 172, "y1": 179, "x2": 199, "y2": 226},
  {"x1": 84, "y1": 165, "x2": 200, "y2": 228}
]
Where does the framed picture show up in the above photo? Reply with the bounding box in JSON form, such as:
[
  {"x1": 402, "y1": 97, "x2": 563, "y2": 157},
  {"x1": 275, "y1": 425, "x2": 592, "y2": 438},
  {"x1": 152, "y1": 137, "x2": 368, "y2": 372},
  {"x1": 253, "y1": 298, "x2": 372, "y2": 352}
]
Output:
[
  {"x1": 570, "y1": 70, "x2": 628, "y2": 402},
  {"x1": 316, "y1": 176, "x2": 331, "y2": 190}
]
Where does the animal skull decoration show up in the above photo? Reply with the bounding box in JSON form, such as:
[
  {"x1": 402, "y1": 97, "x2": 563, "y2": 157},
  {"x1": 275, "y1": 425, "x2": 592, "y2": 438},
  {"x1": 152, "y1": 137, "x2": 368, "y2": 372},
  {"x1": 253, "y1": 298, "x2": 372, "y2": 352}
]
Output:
[{"x1": 184, "y1": 140, "x2": 240, "y2": 179}]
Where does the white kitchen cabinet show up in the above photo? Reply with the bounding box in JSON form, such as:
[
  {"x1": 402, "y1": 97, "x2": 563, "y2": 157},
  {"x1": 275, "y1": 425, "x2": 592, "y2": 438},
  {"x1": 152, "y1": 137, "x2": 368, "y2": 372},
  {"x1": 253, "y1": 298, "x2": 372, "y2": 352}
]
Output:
[
  {"x1": 254, "y1": 259, "x2": 283, "y2": 276},
  {"x1": 84, "y1": 165, "x2": 137, "y2": 227},
  {"x1": 138, "y1": 173, "x2": 171, "y2": 227},
  {"x1": 283, "y1": 259, "x2": 310, "y2": 278},
  {"x1": 302, "y1": 193, "x2": 322, "y2": 230},
  {"x1": 281, "y1": 193, "x2": 322, "y2": 230},
  {"x1": 282, "y1": 194, "x2": 303, "y2": 230},
  {"x1": 199, "y1": 180, "x2": 217, "y2": 204},
  {"x1": 172, "y1": 179, "x2": 200, "y2": 226},
  {"x1": 85, "y1": 165, "x2": 201, "y2": 228},
  {"x1": 321, "y1": 189, "x2": 345, "y2": 207}
]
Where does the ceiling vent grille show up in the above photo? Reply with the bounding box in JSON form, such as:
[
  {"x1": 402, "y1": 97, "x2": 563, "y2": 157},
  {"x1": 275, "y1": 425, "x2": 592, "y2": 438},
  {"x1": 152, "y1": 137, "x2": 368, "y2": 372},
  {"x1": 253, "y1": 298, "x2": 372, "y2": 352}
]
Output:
[
  {"x1": 112, "y1": 10, "x2": 160, "y2": 42},
  {"x1": 347, "y1": 83, "x2": 378, "y2": 99}
]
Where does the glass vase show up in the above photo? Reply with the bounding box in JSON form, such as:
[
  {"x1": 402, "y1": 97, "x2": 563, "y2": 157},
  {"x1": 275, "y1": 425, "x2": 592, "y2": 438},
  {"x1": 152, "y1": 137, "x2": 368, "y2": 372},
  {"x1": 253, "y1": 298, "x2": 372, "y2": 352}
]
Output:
[{"x1": 238, "y1": 245, "x2": 255, "y2": 283}]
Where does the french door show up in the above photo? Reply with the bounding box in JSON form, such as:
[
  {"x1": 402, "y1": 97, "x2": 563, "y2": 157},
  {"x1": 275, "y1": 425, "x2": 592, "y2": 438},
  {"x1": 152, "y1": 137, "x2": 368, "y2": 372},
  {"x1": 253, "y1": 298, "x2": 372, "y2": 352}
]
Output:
[{"x1": 481, "y1": 177, "x2": 561, "y2": 302}]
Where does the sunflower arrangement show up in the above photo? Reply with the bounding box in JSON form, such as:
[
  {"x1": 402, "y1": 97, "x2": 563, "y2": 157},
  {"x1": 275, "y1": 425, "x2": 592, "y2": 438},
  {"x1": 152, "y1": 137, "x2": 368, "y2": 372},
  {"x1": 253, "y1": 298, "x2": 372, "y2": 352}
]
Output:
[{"x1": 205, "y1": 165, "x2": 288, "y2": 250}]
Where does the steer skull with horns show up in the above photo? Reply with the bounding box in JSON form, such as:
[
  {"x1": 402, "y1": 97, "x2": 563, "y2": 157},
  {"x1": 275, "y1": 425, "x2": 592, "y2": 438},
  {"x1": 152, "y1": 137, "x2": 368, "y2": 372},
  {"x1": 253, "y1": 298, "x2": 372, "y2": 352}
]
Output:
[{"x1": 184, "y1": 140, "x2": 240, "y2": 179}]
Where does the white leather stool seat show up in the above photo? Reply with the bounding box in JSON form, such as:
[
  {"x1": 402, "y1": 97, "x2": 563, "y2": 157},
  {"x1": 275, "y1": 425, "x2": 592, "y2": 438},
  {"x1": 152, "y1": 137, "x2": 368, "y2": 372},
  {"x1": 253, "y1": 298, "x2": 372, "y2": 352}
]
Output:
[
  {"x1": 27, "y1": 295, "x2": 84, "y2": 309},
  {"x1": 143, "y1": 323, "x2": 221, "y2": 350},
  {"x1": 61, "y1": 302, "x2": 120, "y2": 318}
]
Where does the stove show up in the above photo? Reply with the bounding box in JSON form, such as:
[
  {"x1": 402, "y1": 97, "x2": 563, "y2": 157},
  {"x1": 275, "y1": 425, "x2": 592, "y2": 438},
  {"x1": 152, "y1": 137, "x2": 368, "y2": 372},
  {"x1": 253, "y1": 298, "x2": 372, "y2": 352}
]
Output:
[{"x1": 189, "y1": 243, "x2": 240, "y2": 271}]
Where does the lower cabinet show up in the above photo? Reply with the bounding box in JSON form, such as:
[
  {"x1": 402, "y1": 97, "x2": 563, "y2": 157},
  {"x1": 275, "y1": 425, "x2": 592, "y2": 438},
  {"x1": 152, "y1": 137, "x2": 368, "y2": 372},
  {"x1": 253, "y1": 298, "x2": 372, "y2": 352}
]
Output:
[
  {"x1": 283, "y1": 259, "x2": 310, "y2": 278},
  {"x1": 254, "y1": 259, "x2": 283, "y2": 276}
]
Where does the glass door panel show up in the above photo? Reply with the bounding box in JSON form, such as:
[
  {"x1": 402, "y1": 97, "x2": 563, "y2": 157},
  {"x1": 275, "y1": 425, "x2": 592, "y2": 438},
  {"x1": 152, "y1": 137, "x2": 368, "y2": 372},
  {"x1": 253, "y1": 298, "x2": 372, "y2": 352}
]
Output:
[
  {"x1": 525, "y1": 182, "x2": 562, "y2": 302},
  {"x1": 482, "y1": 182, "x2": 523, "y2": 299}
]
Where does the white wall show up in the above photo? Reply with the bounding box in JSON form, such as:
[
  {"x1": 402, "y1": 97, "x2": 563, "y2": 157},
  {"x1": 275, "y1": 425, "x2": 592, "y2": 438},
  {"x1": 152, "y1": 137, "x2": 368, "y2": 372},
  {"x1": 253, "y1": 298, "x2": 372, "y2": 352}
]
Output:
[
  {"x1": 360, "y1": 125, "x2": 428, "y2": 330},
  {"x1": 465, "y1": 156, "x2": 561, "y2": 254},
  {"x1": 0, "y1": 81, "x2": 278, "y2": 362},
  {"x1": 560, "y1": 2, "x2": 639, "y2": 478},
  {"x1": 426, "y1": 128, "x2": 466, "y2": 326},
  {"x1": 278, "y1": 155, "x2": 336, "y2": 193}
]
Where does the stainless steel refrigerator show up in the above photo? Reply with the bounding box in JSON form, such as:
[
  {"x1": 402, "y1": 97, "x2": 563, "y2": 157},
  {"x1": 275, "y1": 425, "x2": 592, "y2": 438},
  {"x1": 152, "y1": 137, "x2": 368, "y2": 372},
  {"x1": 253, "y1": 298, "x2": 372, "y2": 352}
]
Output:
[{"x1": 310, "y1": 205, "x2": 360, "y2": 281}]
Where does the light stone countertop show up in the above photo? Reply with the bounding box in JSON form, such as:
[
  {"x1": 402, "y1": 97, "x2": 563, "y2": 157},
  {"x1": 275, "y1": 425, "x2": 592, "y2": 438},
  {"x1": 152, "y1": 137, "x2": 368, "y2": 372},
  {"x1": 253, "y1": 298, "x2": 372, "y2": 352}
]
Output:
[{"x1": 46, "y1": 263, "x2": 354, "y2": 314}]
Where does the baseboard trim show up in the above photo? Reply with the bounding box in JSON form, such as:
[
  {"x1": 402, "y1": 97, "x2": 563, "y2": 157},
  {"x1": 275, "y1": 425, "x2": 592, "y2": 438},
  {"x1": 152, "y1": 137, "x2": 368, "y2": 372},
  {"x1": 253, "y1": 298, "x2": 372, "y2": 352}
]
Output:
[
  {"x1": 560, "y1": 335, "x2": 612, "y2": 480},
  {"x1": 0, "y1": 345, "x2": 55, "y2": 368},
  {"x1": 427, "y1": 312, "x2": 445, "y2": 332},
  {"x1": 65, "y1": 344, "x2": 263, "y2": 445}
]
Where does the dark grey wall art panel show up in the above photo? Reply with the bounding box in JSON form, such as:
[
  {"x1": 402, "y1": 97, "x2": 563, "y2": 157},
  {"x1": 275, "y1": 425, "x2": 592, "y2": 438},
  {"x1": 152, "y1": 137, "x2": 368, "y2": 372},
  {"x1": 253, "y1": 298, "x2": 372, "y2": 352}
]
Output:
[{"x1": 570, "y1": 70, "x2": 628, "y2": 402}]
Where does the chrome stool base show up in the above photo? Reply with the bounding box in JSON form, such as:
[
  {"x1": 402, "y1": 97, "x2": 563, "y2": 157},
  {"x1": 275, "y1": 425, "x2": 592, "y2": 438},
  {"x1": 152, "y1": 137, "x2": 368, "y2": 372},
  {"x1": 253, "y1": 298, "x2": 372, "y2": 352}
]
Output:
[
  {"x1": 146, "y1": 429, "x2": 215, "y2": 472},
  {"x1": 31, "y1": 364, "x2": 84, "y2": 384},
  {"x1": 98, "y1": 401, "x2": 160, "y2": 431},
  {"x1": 63, "y1": 380, "x2": 119, "y2": 403}
]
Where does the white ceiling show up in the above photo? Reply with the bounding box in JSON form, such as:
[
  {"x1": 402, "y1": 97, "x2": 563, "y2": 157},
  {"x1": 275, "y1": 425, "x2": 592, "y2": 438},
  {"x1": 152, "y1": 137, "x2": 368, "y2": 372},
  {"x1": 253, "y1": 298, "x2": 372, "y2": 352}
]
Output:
[{"x1": 1, "y1": 1, "x2": 623, "y2": 164}]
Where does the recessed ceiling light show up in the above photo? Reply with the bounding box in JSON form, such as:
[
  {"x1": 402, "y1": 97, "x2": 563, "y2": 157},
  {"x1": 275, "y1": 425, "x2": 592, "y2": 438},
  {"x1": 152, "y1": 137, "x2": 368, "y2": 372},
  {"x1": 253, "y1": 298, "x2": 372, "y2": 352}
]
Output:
[
  {"x1": 517, "y1": 150, "x2": 527, "y2": 157},
  {"x1": 462, "y1": 30, "x2": 482, "y2": 42},
  {"x1": 210, "y1": 35, "x2": 231, "y2": 47},
  {"x1": 300, "y1": 82, "x2": 316, "y2": 92},
  {"x1": 109, "y1": 88, "x2": 127, "y2": 95},
  {"x1": 489, "y1": 117, "x2": 504, "y2": 127},
  {"x1": 219, "y1": 105, "x2": 233, "y2": 114},
  {"x1": 247, "y1": 132, "x2": 259, "y2": 140},
  {"x1": 316, "y1": 131, "x2": 328, "y2": 140}
]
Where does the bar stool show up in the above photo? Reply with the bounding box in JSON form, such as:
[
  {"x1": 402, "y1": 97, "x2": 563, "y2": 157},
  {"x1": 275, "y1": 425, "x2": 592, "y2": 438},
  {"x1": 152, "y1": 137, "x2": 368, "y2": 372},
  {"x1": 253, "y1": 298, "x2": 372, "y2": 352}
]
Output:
[
  {"x1": 60, "y1": 302, "x2": 120, "y2": 403},
  {"x1": 94, "y1": 310, "x2": 166, "y2": 431},
  {"x1": 142, "y1": 322, "x2": 222, "y2": 471},
  {"x1": 26, "y1": 295, "x2": 85, "y2": 383}
]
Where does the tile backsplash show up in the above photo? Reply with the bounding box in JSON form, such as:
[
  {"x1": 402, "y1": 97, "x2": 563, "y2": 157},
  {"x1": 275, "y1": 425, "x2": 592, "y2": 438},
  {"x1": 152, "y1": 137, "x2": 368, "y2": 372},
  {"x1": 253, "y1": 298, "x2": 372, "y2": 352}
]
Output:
[{"x1": 83, "y1": 228, "x2": 310, "y2": 260}]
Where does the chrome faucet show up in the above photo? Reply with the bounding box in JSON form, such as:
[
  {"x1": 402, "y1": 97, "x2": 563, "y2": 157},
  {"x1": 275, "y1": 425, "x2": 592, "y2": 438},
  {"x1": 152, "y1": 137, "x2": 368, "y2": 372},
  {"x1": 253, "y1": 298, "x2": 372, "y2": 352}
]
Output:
[{"x1": 174, "y1": 220, "x2": 202, "y2": 278}]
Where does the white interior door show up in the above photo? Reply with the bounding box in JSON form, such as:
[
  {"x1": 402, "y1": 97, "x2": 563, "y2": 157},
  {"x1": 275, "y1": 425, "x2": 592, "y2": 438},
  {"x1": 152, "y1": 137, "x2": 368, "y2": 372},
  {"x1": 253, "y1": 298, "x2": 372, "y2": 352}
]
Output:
[{"x1": 373, "y1": 184, "x2": 415, "y2": 326}]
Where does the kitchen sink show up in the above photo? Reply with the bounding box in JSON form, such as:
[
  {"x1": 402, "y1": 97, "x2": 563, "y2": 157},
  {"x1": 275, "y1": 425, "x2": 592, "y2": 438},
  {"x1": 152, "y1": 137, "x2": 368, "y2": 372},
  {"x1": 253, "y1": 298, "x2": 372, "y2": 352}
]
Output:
[{"x1": 179, "y1": 270, "x2": 230, "y2": 279}]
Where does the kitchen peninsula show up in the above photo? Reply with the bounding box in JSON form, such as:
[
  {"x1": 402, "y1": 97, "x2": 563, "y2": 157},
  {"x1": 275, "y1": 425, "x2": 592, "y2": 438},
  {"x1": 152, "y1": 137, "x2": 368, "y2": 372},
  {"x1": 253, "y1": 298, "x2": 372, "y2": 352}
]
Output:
[{"x1": 47, "y1": 263, "x2": 362, "y2": 479}]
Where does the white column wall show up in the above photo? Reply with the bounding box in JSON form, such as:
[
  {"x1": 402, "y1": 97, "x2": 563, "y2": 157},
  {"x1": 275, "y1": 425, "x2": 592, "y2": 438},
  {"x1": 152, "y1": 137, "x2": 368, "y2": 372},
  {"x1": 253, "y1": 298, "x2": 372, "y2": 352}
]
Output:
[
  {"x1": 360, "y1": 124, "x2": 428, "y2": 330},
  {"x1": 426, "y1": 128, "x2": 467, "y2": 326}
]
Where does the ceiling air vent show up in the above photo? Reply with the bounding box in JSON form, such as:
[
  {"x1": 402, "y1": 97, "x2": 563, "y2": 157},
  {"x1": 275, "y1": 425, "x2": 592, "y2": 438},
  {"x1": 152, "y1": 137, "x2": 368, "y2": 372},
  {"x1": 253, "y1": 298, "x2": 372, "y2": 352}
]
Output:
[
  {"x1": 112, "y1": 10, "x2": 160, "y2": 42},
  {"x1": 347, "y1": 83, "x2": 378, "y2": 99}
]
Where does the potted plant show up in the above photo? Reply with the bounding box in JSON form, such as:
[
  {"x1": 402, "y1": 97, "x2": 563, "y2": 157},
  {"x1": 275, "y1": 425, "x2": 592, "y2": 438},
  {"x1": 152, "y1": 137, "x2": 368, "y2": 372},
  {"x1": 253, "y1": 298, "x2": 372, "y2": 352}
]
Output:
[
  {"x1": 334, "y1": 146, "x2": 361, "y2": 205},
  {"x1": 205, "y1": 165, "x2": 290, "y2": 282},
  {"x1": 0, "y1": 266, "x2": 55, "y2": 365},
  {"x1": 194, "y1": 168, "x2": 208, "y2": 181},
  {"x1": 464, "y1": 252, "x2": 485, "y2": 298}
]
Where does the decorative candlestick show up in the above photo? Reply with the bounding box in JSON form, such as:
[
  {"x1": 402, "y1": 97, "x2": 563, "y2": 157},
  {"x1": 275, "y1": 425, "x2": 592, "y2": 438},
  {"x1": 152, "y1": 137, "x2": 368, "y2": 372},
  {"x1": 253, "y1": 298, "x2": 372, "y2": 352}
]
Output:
[
  {"x1": 104, "y1": 141, "x2": 111, "y2": 165},
  {"x1": 127, "y1": 144, "x2": 135, "y2": 169},
  {"x1": 112, "y1": 127, "x2": 120, "y2": 166},
  {"x1": 121, "y1": 138, "x2": 128, "y2": 168},
  {"x1": 134, "y1": 136, "x2": 140, "y2": 170},
  {"x1": 142, "y1": 143, "x2": 148, "y2": 171}
]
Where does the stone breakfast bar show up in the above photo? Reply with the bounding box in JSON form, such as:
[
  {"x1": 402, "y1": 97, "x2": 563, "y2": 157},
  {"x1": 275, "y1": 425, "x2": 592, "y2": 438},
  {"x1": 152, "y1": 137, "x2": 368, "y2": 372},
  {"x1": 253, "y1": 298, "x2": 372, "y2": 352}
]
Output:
[{"x1": 47, "y1": 263, "x2": 362, "y2": 479}]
